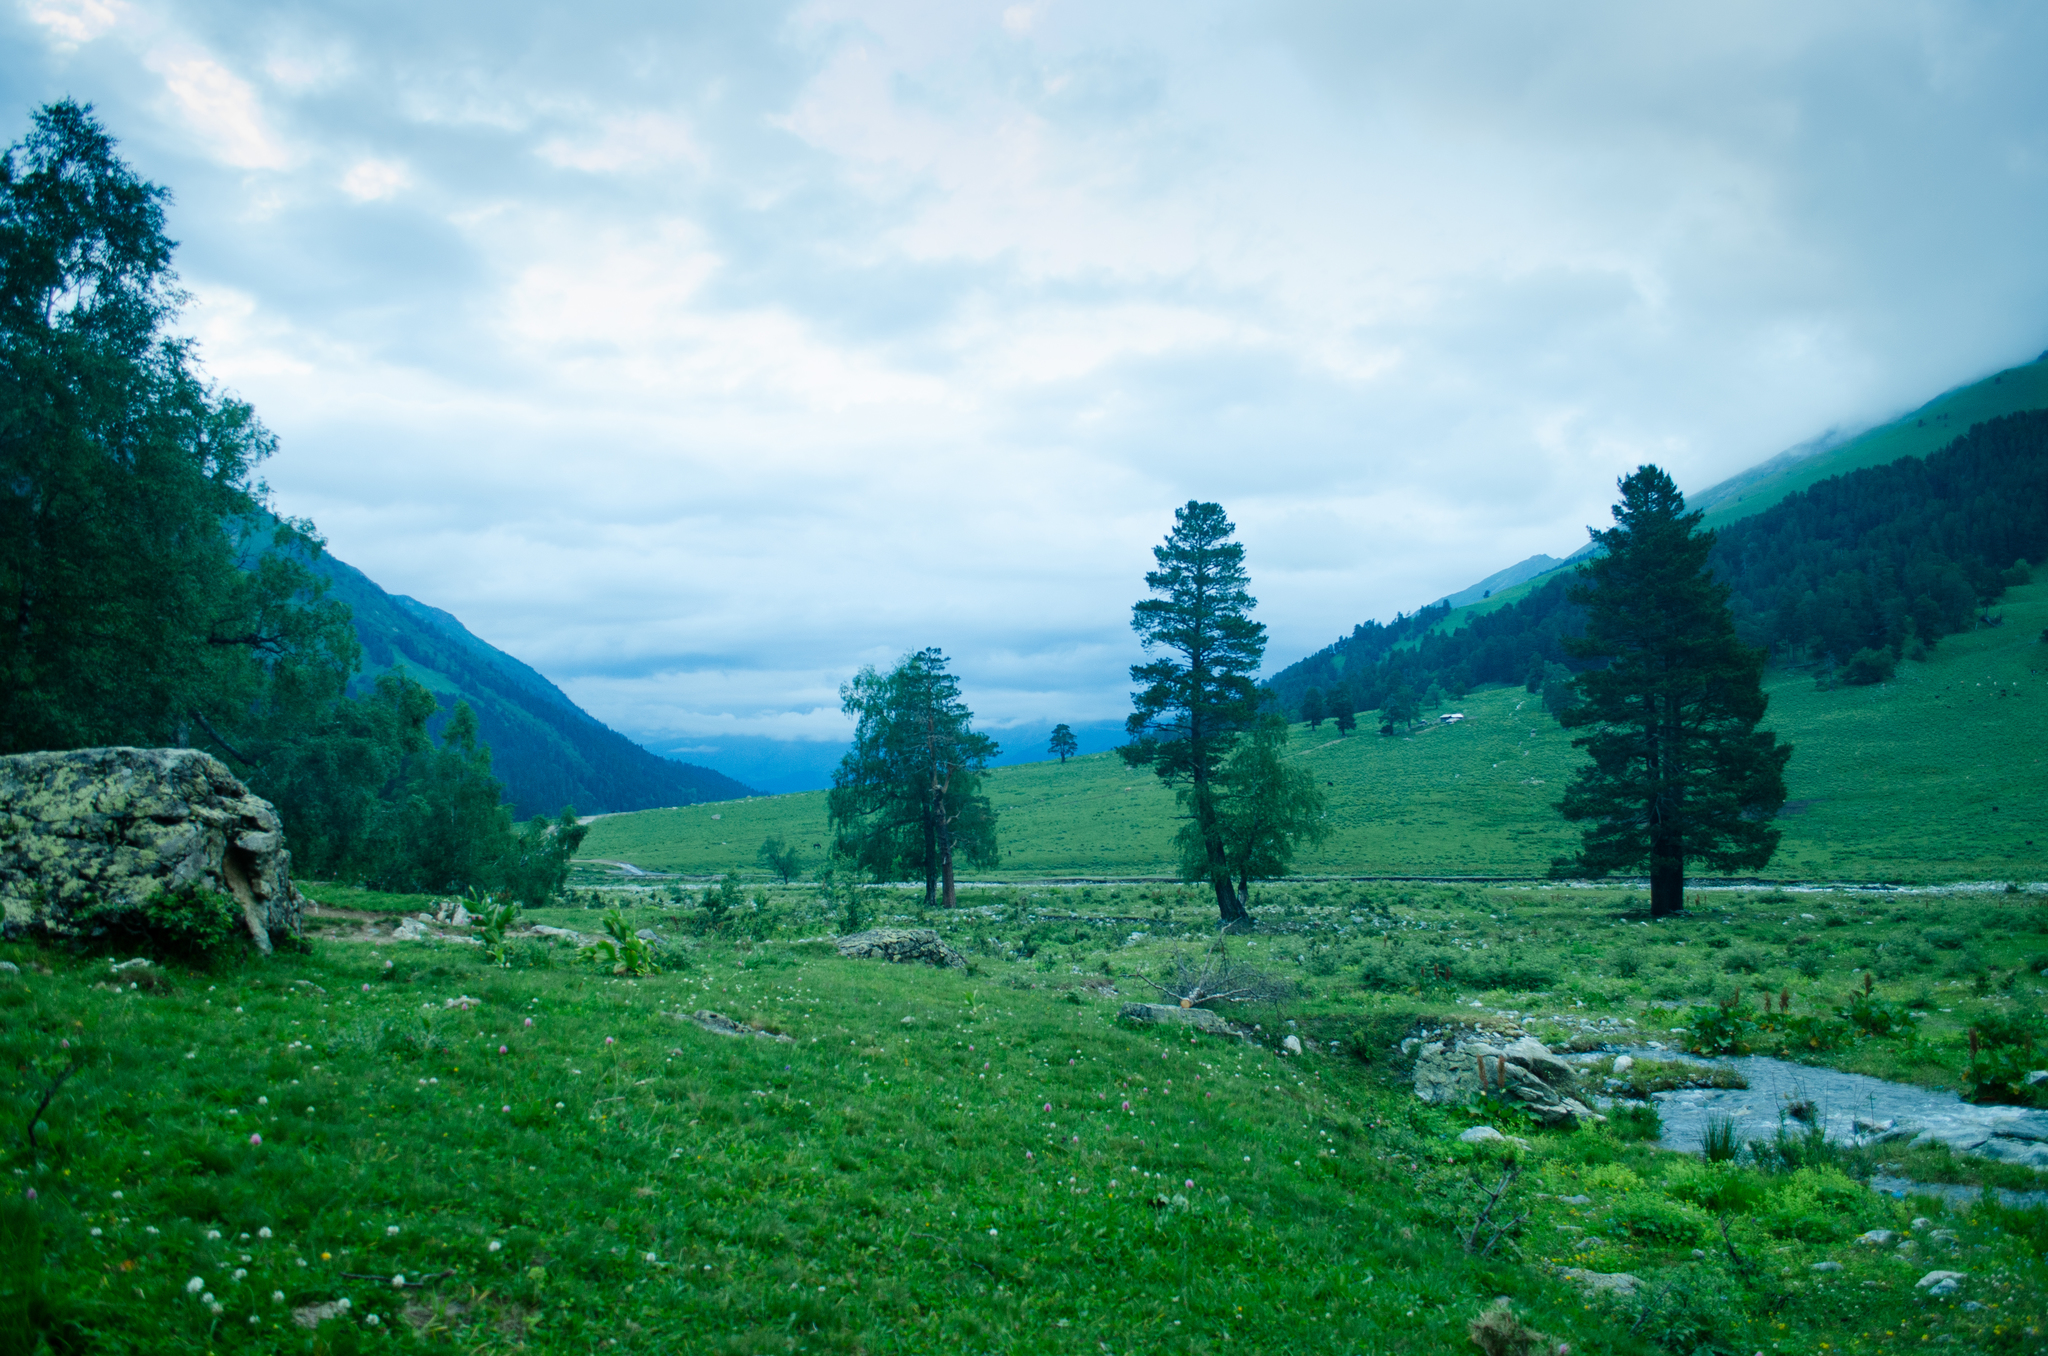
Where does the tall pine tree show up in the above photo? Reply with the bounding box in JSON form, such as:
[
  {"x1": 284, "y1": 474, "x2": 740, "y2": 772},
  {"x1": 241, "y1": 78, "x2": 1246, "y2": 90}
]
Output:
[{"x1": 1553, "y1": 467, "x2": 1792, "y2": 916}]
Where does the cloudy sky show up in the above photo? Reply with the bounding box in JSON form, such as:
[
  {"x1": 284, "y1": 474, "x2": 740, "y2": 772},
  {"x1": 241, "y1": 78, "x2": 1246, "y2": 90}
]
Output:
[{"x1": 7, "y1": 1, "x2": 2047, "y2": 788}]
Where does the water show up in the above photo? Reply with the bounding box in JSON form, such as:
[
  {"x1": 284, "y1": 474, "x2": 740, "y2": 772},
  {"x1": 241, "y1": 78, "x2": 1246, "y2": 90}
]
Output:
[{"x1": 1596, "y1": 1048, "x2": 2048, "y2": 1169}]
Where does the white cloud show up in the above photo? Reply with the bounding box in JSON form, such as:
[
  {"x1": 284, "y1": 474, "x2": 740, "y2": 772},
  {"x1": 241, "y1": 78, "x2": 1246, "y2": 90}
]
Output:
[
  {"x1": 20, "y1": 0, "x2": 124, "y2": 48},
  {"x1": 536, "y1": 111, "x2": 707, "y2": 174},
  {"x1": 339, "y1": 158, "x2": 408, "y2": 201},
  {"x1": 144, "y1": 45, "x2": 292, "y2": 169}
]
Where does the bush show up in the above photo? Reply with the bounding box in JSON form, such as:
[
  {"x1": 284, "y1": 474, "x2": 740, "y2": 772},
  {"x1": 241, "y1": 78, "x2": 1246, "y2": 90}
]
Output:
[
  {"x1": 1842, "y1": 647, "x2": 1897, "y2": 685},
  {"x1": 75, "y1": 885, "x2": 246, "y2": 968},
  {"x1": 1684, "y1": 1002, "x2": 1759, "y2": 1055},
  {"x1": 1608, "y1": 1101, "x2": 1662, "y2": 1142},
  {"x1": 1608, "y1": 1196, "x2": 1707, "y2": 1245},
  {"x1": 1839, "y1": 989, "x2": 1912, "y2": 1038},
  {"x1": 1610, "y1": 949, "x2": 1643, "y2": 978}
]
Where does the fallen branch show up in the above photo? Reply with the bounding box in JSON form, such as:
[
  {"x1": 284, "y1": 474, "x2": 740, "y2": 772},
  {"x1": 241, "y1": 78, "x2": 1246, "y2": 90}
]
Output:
[
  {"x1": 26, "y1": 1059, "x2": 81, "y2": 1150},
  {"x1": 1459, "y1": 1167, "x2": 1527, "y2": 1257}
]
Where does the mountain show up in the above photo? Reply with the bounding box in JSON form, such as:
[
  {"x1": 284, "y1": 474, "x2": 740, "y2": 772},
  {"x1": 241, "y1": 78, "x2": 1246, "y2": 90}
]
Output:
[
  {"x1": 1384, "y1": 348, "x2": 2048, "y2": 643},
  {"x1": 305, "y1": 550, "x2": 754, "y2": 818},
  {"x1": 1434, "y1": 554, "x2": 1565, "y2": 609},
  {"x1": 1265, "y1": 346, "x2": 2048, "y2": 709}
]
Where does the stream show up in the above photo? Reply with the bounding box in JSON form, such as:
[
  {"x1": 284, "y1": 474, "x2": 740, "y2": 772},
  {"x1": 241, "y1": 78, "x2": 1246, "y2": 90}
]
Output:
[{"x1": 1600, "y1": 1047, "x2": 2048, "y2": 1210}]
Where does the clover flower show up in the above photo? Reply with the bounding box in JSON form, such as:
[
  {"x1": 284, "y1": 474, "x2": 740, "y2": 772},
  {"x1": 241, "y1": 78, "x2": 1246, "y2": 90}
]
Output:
[
  {"x1": 524, "y1": 1018, "x2": 533, "y2": 1027},
  {"x1": 488, "y1": 1240, "x2": 503, "y2": 1252},
  {"x1": 233, "y1": 1268, "x2": 247, "y2": 1281},
  {"x1": 206, "y1": 1229, "x2": 223, "y2": 1240},
  {"x1": 272, "y1": 1290, "x2": 285, "y2": 1303},
  {"x1": 249, "y1": 1133, "x2": 263, "y2": 1147},
  {"x1": 386, "y1": 1225, "x2": 400, "y2": 1236},
  {"x1": 258, "y1": 1227, "x2": 272, "y2": 1239},
  {"x1": 186, "y1": 1277, "x2": 205, "y2": 1295},
  {"x1": 392, "y1": 1274, "x2": 406, "y2": 1287},
  {"x1": 499, "y1": 1045, "x2": 508, "y2": 1055}
]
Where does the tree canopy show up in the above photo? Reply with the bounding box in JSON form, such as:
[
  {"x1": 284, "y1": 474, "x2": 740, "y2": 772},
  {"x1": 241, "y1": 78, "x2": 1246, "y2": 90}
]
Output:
[
  {"x1": 1048, "y1": 723, "x2": 1078, "y2": 764},
  {"x1": 829, "y1": 648, "x2": 999, "y2": 909},
  {"x1": 1552, "y1": 466, "x2": 1792, "y2": 916}
]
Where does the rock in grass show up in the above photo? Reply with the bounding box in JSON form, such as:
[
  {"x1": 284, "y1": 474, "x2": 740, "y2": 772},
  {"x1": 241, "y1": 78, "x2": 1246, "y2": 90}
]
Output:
[
  {"x1": 1810, "y1": 1261, "x2": 1844, "y2": 1272},
  {"x1": 835, "y1": 927, "x2": 966, "y2": 969},
  {"x1": 1558, "y1": 1267, "x2": 1641, "y2": 1297},
  {"x1": 1915, "y1": 1270, "x2": 1966, "y2": 1295},
  {"x1": 1457, "y1": 1126, "x2": 1506, "y2": 1144},
  {"x1": 675, "y1": 1010, "x2": 792, "y2": 1043},
  {"x1": 0, "y1": 747, "x2": 304, "y2": 952},
  {"x1": 1855, "y1": 1229, "x2": 1897, "y2": 1247},
  {"x1": 1119, "y1": 1002, "x2": 1233, "y2": 1034}
]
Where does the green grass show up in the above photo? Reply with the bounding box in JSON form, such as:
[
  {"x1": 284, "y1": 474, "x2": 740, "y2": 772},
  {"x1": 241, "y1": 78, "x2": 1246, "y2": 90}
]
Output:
[
  {"x1": 10, "y1": 881, "x2": 2048, "y2": 1352},
  {"x1": 582, "y1": 577, "x2": 2048, "y2": 885}
]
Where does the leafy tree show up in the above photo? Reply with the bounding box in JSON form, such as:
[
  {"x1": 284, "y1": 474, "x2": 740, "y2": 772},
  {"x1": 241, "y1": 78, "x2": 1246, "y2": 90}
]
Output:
[
  {"x1": 1300, "y1": 687, "x2": 1326, "y2": 728},
  {"x1": 757, "y1": 835, "x2": 804, "y2": 883},
  {"x1": 1537, "y1": 661, "x2": 1576, "y2": 720},
  {"x1": 829, "y1": 648, "x2": 999, "y2": 909},
  {"x1": 0, "y1": 102, "x2": 355, "y2": 753},
  {"x1": 1334, "y1": 707, "x2": 1356, "y2": 735},
  {"x1": 501, "y1": 807, "x2": 591, "y2": 907},
  {"x1": 1121, "y1": 501, "x2": 1267, "y2": 929},
  {"x1": 1048, "y1": 723, "x2": 1078, "y2": 764},
  {"x1": 1380, "y1": 684, "x2": 1419, "y2": 733},
  {"x1": 1552, "y1": 466, "x2": 1793, "y2": 917},
  {"x1": 1180, "y1": 716, "x2": 1328, "y2": 905}
]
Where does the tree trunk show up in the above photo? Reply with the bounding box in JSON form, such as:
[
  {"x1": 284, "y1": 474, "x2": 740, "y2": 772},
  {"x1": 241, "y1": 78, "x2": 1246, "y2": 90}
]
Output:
[
  {"x1": 923, "y1": 809, "x2": 938, "y2": 909},
  {"x1": 1649, "y1": 848, "x2": 1684, "y2": 918},
  {"x1": 940, "y1": 837, "x2": 957, "y2": 910}
]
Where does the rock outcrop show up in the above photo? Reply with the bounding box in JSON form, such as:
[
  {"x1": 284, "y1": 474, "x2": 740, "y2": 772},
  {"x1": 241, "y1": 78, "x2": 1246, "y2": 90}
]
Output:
[
  {"x1": 1412, "y1": 1033, "x2": 1601, "y2": 1126},
  {"x1": 1119, "y1": 1001, "x2": 1237, "y2": 1035},
  {"x1": 835, "y1": 927, "x2": 966, "y2": 969},
  {"x1": 0, "y1": 747, "x2": 303, "y2": 952}
]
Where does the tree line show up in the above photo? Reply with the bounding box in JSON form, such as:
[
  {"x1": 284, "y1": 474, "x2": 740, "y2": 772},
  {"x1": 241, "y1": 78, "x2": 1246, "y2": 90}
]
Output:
[{"x1": 0, "y1": 102, "x2": 584, "y2": 903}]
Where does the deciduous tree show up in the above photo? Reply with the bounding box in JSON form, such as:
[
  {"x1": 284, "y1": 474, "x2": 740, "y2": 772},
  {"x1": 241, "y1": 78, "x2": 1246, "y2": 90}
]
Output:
[
  {"x1": 1552, "y1": 466, "x2": 1793, "y2": 917},
  {"x1": 1121, "y1": 502, "x2": 1266, "y2": 929},
  {"x1": 1180, "y1": 716, "x2": 1327, "y2": 906},
  {"x1": 829, "y1": 649, "x2": 999, "y2": 909}
]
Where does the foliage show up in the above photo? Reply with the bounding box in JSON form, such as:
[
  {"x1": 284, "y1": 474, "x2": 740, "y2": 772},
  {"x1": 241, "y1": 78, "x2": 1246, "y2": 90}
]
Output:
[
  {"x1": 1301, "y1": 687, "x2": 1326, "y2": 728},
  {"x1": 474, "y1": 891, "x2": 521, "y2": 966},
  {"x1": 501, "y1": 807, "x2": 591, "y2": 907},
  {"x1": 578, "y1": 909, "x2": 661, "y2": 976},
  {"x1": 700, "y1": 872, "x2": 743, "y2": 928},
  {"x1": 829, "y1": 648, "x2": 999, "y2": 909},
  {"x1": 1048, "y1": 722, "x2": 1078, "y2": 763},
  {"x1": 1965, "y1": 1009, "x2": 2045, "y2": 1104},
  {"x1": 1551, "y1": 466, "x2": 1793, "y2": 915},
  {"x1": 1179, "y1": 716, "x2": 1328, "y2": 904},
  {"x1": 1838, "y1": 988, "x2": 1914, "y2": 1039},
  {"x1": 1608, "y1": 1101, "x2": 1662, "y2": 1142},
  {"x1": 1121, "y1": 501, "x2": 1268, "y2": 927},
  {"x1": 756, "y1": 834, "x2": 804, "y2": 884},
  {"x1": 74, "y1": 885, "x2": 245, "y2": 968}
]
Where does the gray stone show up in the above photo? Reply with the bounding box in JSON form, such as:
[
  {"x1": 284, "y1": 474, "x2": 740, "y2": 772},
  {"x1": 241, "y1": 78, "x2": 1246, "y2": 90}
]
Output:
[
  {"x1": 110, "y1": 957, "x2": 152, "y2": 971},
  {"x1": 1915, "y1": 1270, "x2": 1966, "y2": 1294},
  {"x1": 1558, "y1": 1267, "x2": 1640, "y2": 1297},
  {"x1": 1458, "y1": 1126, "x2": 1506, "y2": 1144},
  {"x1": 450, "y1": 903, "x2": 472, "y2": 928},
  {"x1": 835, "y1": 927, "x2": 966, "y2": 969},
  {"x1": 2027, "y1": 1071, "x2": 2048, "y2": 1087},
  {"x1": 1610, "y1": 1054, "x2": 1634, "y2": 1074},
  {"x1": 635, "y1": 928, "x2": 666, "y2": 944},
  {"x1": 390, "y1": 919, "x2": 433, "y2": 942},
  {"x1": 1282, "y1": 1034, "x2": 1303, "y2": 1056},
  {"x1": 1120, "y1": 1002, "x2": 1233, "y2": 1034},
  {"x1": 0, "y1": 747, "x2": 303, "y2": 953},
  {"x1": 675, "y1": 1009, "x2": 792, "y2": 1042},
  {"x1": 1503, "y1": 1036, "x2": 1577, "y2": 1087},
  {"x1": 1977, "y1": 1138, "x2": 2048, "y2": 1169},
  {"x1": 529, "y1": 925, "x2": 588, "y2": 944},
  {"x1": 1810, "y1": 1261, "x2": 1844, "y2": 1273},
  {"x1": 1411, "y1": 1034, "x2": 1592, "y2": 1125},
  {"x1": 0, "y1": 961, "x2": 17, "y2": 974},
  {"x1": 1855, "y1": 1229, "x2": 1897, "y2": 1247}
]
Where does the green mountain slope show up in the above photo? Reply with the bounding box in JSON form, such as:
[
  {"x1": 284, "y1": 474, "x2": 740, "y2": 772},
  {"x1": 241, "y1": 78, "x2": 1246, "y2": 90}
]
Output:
[
  {"x1": 307, "y1": 550, "x2": 754, "y2": 818},
  {"x1": 1408, "y1": 350, "x2": 2048, "y2": 642},
  {"x1": 582, "y1": 575, "x2": 2048, "y2": 884}
]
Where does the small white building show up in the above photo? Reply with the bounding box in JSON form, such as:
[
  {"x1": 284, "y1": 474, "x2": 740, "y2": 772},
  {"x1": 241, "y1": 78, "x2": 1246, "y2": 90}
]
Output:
[{"x1": 1439, "y1": 712, "x2": 1465, "y2": 724}]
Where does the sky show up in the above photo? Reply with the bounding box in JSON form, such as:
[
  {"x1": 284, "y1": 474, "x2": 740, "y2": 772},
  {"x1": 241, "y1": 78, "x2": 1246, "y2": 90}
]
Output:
[{"x1": 7, "y1": 0, "x2": 2048, "y2": 789}]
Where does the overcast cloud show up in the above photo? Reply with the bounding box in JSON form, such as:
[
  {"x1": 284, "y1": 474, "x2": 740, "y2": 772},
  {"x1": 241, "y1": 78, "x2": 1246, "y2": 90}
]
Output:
[{"x1": 6, "y1": 0, "x2": 2046, "y2": 783}]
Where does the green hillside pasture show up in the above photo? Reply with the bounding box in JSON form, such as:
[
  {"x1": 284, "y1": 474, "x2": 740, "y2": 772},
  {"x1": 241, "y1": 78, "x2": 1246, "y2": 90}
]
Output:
[
  {"x1": 10, "y1": 881, "x2": 2048, "y2": 1352},
  {"x1": 583, "y1": 581, "x2": 2048, "y2": 883}
]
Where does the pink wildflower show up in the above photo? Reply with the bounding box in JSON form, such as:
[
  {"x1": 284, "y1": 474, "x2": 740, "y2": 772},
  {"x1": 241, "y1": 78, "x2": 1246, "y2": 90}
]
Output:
[
  {"x1": 605, "y1": 1036, "x2": 615, "y2": 1046},
  {"x1": 524, "y1": 1018, "x2": 533, "y2": 1028},
  {"x1": 498, "y1": 1045, "x2": 508, "y2": 1055},
  {"x1": 1043, "y1": 1103, "x2": 1051, "y2": 1112},
  {"x1": 249, "y1": 1133, "x2": 262, "y2": 1147}
]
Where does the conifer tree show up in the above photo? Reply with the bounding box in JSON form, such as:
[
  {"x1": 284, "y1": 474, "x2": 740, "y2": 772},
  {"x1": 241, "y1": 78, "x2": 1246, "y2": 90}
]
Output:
[
  {"x1": 1048, "y1": 723, "x2": 1078, "y2": 763},
  {"x1": 1121, "y1": 502, "x2": 1266, "y2": 928},
  {"x1": 1553, "y1": 467, "x2": 1792, "y2": 916}
]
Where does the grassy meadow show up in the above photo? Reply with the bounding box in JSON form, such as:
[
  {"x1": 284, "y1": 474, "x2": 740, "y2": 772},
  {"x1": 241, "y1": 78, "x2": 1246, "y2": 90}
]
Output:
[
  {"x1": 11, "y1": 878, "x2": 2048, "y2": 1353},
  {"x1": 581, "y1": 577, "x2": 2048, "y2": 886}
]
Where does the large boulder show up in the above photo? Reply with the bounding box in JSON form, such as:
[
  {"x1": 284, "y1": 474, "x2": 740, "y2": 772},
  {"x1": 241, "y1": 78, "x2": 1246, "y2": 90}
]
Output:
[
  {"x1": 835, "y1": 927, "x2": 966, "y2": 969},
  {"x1": 0, "y1": 747, "x2": 303, "y2": 953},
  {"x1": 1119, "y1": 1001, "x2": 1236, "y2": 1035}
]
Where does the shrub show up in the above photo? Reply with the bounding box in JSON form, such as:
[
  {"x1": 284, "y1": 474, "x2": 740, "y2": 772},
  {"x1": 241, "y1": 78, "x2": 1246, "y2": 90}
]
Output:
[
  {"x1": 579, "y1": 910, "x2": 661, "y2": 976},
  {"x1": 75, "y1": 885, "x2": 245, "y2": 968},
  {"x1": 1684, "y1": 1002, "x2": 1758, "y2": 1055},
  {"x1": 1608, "y1": 1101, "x2": 1662, "y2": 1142},
  {"x1": 1795, "y1": 953, "x2": 1823, "y2": 979},
  {"x1": 1610, "y1": 949, "x2": 1643, "y2": 978},
  {"x1": 1700, "y1": 1114, "x2": 1741, "y2": 1163},
  {"x1": 1721, "y1": 948, "x2": 1767, "y2": 975},
  {"x1": 1924, "y1": 927, "x2": 1969, "y2": 950},
  {"x1": 1608, "y1": 1196, "x2": 1707, "y2": 1245},
  {"x1": 1839, "y1": 989, "x2": 1912, "y2": 1038},
  {"x1": 1842, "y1": 647, "x2": 1897, "y2": 684}
]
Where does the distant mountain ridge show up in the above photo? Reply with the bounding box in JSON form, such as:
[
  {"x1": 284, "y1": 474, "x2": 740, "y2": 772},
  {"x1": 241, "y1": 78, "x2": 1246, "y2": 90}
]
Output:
[{"x1": 306, "y1": 550, "x2": 754, "y2": 818}]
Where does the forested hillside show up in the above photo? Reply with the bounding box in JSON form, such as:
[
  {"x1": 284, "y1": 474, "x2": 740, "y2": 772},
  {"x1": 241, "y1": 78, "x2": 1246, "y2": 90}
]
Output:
[
  {"x1": 307, "y1": 549, "x2": 752, "y2": 818},
  {"x1": 1269, "y1": 408, "x2": 2048, "y2": 719}
]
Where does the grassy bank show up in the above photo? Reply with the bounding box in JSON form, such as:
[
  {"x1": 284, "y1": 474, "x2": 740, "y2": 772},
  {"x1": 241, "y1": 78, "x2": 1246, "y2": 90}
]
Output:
[
  {"x1": 9, "y1": 881, "x2": 2048, "y2": 1352},
  {"x1": 581, "y1": 578, "x2": 2048, "y2": 885}
]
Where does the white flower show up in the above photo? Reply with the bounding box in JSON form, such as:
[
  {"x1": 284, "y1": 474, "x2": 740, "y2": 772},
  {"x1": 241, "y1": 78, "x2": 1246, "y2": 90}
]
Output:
[
  {"x1": 272, "y1": 1291, "x2": 285, "y2": 1303},
  {"x1": 988, "y1": 1227, "x2": 998, "y2": 1237},
  {"x1": 365, "y1": 1313, "x2": 381, "y2": 1326},
  {"x1": 257, "y1": 1096, "x2": 268, "y2": 1105},
  {"x1": 487, "y1": 1240, "x2": 502, "y2": 1252},
  {"x1": 205, "y1": 1229, "x2": 222, "y2": 1240},
  {"x1": 385, "y1": 1225, "x2": 400, "y2": 1236},
  {"x1": 233, "y1": 1268, "x2": 247, "y2": 1281},
  {"x1": 145, "y1": 1227, "x2": 159, "y2": 1236},
  {"x1": 201, "y1": 1292, "x2": 216, "y2": 1305},
  {"x1": 336, "y1": 1298, "x2": 351, "y2": 1311},
  {"x1": 110, "y1": 1190, "x2": 123, "y2": 1199},
  {"x1": 90, "y1": 1228, "x2": 101, "y2": 1237},
  {"x1": 257, "y1": 1227, "x2": 272, "y2": 1239},
  {"x1": 644, "y1": 1252, "x2": 657, "y2": 1263},
  {"x1": 186, "y1": 1277, "x2": 205, "y2": 1294},
  {"x1": 391, "y1": 1274, "x2": 405, "y2": 1287}
]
